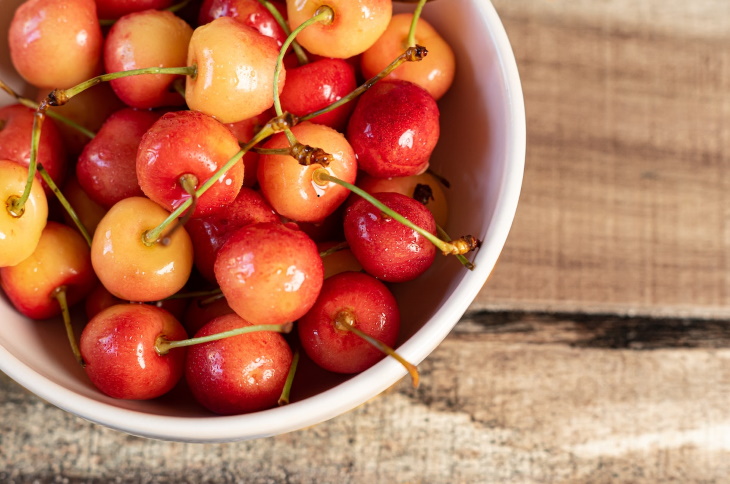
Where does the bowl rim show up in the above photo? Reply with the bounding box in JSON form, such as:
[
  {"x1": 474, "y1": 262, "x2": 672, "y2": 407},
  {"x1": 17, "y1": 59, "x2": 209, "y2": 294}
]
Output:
[{"x1": 0, "y1": 0, "x2": 526, "y2": 442}]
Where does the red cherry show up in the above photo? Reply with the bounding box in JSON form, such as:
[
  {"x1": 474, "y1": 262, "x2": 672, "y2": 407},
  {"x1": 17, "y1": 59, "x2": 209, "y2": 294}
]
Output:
[
  {"x1": 214, "y1": 222, "x2": 323, "y2": 325},
  {"x1": 198, "y1": 0, "x2": 288, "y2": 46},
  {"x1": 182, "y1": 295, "x2": 235, "y2": 336},
  {"x1": 298, "y1": 271, "x2": 399, "y2": 374},
  {"x1": 96, "y1": 0, "x2": 174, "y2": 20},
  {"x1": 185, "y1": 313, "x2": 293, "y2": 415},
  {"x1": 80, "y1": 303, "x2": 188, "y2": 400},
  {"x1": 343, "y1": 192, "x2": 436, "y2": 282}
]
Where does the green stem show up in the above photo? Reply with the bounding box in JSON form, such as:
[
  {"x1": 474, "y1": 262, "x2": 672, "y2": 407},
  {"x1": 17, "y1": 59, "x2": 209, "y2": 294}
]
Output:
[
  {"x1": 278, "y1": 346, "x2": 300, "y2": 406},
  {"x1": 156, "y1": 322, "x2": 293, "y2": 355},
  {"x1": 52, "y1": 286, "x2": 85, "y2": 367},
  {"x1": 38, "y1": 166, "x2": 92, "y2": 247},
  {"x1": 48, "y1": 66, "x2": 196, "y2": 106},
  {"x1": 165, "y1": 288, "x2": 222, "y2": 301},
  {"x1": 257, "y1": 0, "x2": 309, "y2": 65},
  {"x1": 300, "y1": 44, "x2": 428, "y2": 123},
  {"x1": 9, "y1": 103, "x2": 46, "y2": 216},
  {"x1": 319, "y1": 241, "x2": 349, "y2": 258},
  {"x1": 406, "y1": 0, "x2": 428, "y2": 47}
]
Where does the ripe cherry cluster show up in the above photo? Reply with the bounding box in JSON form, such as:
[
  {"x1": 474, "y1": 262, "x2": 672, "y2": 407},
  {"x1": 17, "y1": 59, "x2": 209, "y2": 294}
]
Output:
[{"x1": 0, "y1": 0, "x2": 476, "y2": 415}]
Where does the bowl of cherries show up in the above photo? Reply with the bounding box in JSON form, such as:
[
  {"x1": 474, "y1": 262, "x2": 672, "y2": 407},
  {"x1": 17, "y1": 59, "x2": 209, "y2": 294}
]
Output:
[{"x1": 0, "y1": 0, "x2": 525, "y2": 442}]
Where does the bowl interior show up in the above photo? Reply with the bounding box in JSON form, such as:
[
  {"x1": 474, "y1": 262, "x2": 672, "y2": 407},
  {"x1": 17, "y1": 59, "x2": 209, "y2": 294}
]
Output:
[{"x1": 0, "y1": 0, "x2": 524, "y2": 442}]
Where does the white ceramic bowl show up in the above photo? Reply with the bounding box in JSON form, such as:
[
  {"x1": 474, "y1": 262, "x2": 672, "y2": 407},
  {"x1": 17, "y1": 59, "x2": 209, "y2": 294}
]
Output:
[{"x1": 0, "y1": 0, "x2": 525, "y2": 442}]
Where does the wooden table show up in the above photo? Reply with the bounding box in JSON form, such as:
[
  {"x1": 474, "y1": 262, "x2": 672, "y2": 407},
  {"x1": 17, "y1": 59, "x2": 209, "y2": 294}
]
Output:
[{"x1": 2, "y1": 0, "x2": 730, "y2": 481}]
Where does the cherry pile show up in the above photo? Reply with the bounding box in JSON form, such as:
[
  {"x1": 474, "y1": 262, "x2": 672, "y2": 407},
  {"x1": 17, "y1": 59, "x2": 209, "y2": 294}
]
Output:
[{"x1": 0, "y1": 0, "x2": 477, "y2": 415}]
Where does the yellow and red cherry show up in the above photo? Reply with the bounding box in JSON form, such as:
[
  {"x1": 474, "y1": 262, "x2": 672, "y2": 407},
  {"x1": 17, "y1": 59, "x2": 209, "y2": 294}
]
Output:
[
  {"x1": 344, "y1": 192, "x2": 436, "y2": 282},
  {"x1": 186, "y1": 187, "x2": 279, "y2": 283},
  {"x1": 286, "y1": 0, "x2": 391, "y2": 59},
  {"x1": 0, "y1": 104, "x2": 68, "y2": 193},
  {"x1": 79, "y1": 304, "x2": 188, "y2": 400},
  {"x1": 298, "y1": 271, "x2": 399, "y2": 374},
  {"x1": 0, "y1": 160, "x2": 48, "y2": 267},
  {"x1": 77, "y1": 108, "x2": 160, "y2": 208},
  {"x1": 279, "y1": 58, "x2": 358, "y2": 131},
  {"x1": 356, "y1": 171, "x2": 448, "y2": 228},
  {"x1": 186, "y1": 17, "x2": 286, "y2": 123},
  {"x1": 0, "y1": 221, "x2": 96, "y2": 320},
  {"x1": 347, "y1": 79, "x2": 439, "y2": 178},
  {"x1": 214, "y1": 222, "x2": 324, "y2": 325},
  {"x1": 104, "y1": 9, "x2": 193, "y2": 109},
  {"x1": 84, "y1": 283, "x2": 122, "y2": 321},
  {"x1": 9, "y1": 0, "x2": 102, "y2": 89},
  {"x1": 257, "y1": 122, "x2": 356, "y2": 222},
  {"x1": 91, "y1": 197, "x2": 194, "y2": 302},
  {"x1": 198, "y1": 0, "x2": 288, "y2": 46},
  {"x1": 136, "y1": 110, "x2": 243, "y2": 217},
  {"x1": 61, "y1": 177, "x2": 107, "y2": 238},
  {"x1": 361, "y1": 13, "x2": 455, "y2": 101},
  {"x1": 95, "y1": 0, "x2": 174, "y2": 20},
  {"x1": 185, "y1": 313, "x2": 293, "y2": 415},
  {"x1": 317, "y1": 241, "x2": 362, "y2": 279}
]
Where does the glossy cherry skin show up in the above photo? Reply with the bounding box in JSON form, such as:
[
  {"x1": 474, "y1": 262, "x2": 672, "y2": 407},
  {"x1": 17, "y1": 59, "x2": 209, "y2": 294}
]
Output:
[
  {"x1": 186, "y1": 187, "x2": 279, "y2": 283},
  {"x1": 186, "y1": 17, "x2": 286, "y2": 124},
  {"x1": 80, "y1": 303, "x2": 187, "y2": 400},
  {"x1": 0, "y1": 221, "x2": 96, "y2": 320},
  {"x1": 344, "y1": 192, "x2": 436, "y2": 282},
  {"x1": 96, "y1": 0, "x2": 174, "y2": 19},
  {"x1": 361, "y1": 13, "x2": 456, "y2": 101},
  {"x1": 0, "y1": 160, "x2": 48, "y2": 267},
  {"x1": 257, "y1": 122, "x2": 357, "y2": 223},
  {"x1": 298, "y1": 271, "x2": 400, "y2": 374},
  {"x1": 136, "y1": 110, "x2": 243, "y2": 217},
  {"x1": 77, "y1": 108, "x2": 160, "y2": 208},
  {"x1": 0, "y1": 104, "x2": 68, "y2": 193},
  {"x1": 91, "y1": 197, "x2": 194, "y2": 302},
  {"x1": 198, "y1": 0, "x2": 287, "y2": 46},
  {"x1": 279, "y1": 58, "x2": 357, "y2": 131},
  {"x1": 185, "y1": 313, "x2": 293, "y2": 415},
  {"x1": 104, "y1": 9, "x2": 193, "y2": 109},
  {"x1": 286, "y1": 0, "x2": 391, "y2": 59},
  {"x1": 215, "y1": 222, "x2": 324, "y2": 325},
  {"x1": 347, "y1": 79, "x2": 440, "y2": 178},
  {"x1": 9, "y1": 0, "x2": 102, "y2": 89}
]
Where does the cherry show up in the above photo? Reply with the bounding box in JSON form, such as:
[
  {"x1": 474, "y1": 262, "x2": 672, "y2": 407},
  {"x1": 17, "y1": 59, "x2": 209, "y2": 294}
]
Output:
[
  {"x1": 185, "y1": 17, "x2": 286, "y2": 123},
  {"x1": 286, "y1": 0, "x2": 391, "y2": 59},
  {"x1": 318, "y1": 241, "x2": 362, "y2": 279},
  {"x1": 0, "y1": 160, "x2": 48, "y2": 267},
  {"x1": 297, "y1": 271, "x2": 400, "y2": 374},
  {"x1": 9, "y1": 0, "x2": 103, "y2": 89},
  {"x1": 257, "y1": 122, "x2": 356, "y2": 222},
  {"x1": 214, "y1": 222, "x2": 323, "y2": 325},
  {"x1": 77, "y1": 108, "x2": 160, "y2": 208},
  {"x1": 95, "y1": 0, "x2": 174, "y2": 20},
  {"x1": 225, "y1": 109, "x2": 274, "y2": 187},
  {"x1": 61, "y1": 177, "x2": 106, "y2": 237},
  {"x1": 104, "y1": 9, "x2": 193, "y2": 109},
  {"x1": 0, "y1": 220, "x2": 96, "y2": 320},
  {"x1": 136, "y1": 110, "x2": 243, "y2": 217},
  {"x1": 185, "y1": 313, "x2": 293, "y2": 415},
  {"x1": 84, "y1": 283, "x2": 122, "y2": 320},
  {"x1": 79, "y1": 303, "x2": 188, "y2": 400},
  {"x1": 91, "y1": 196, "x2": 194, "y2": 302},
  {"x1": 346, "y1": 79, "x2": 439, "y2": 178},
  {"x1": 362, "y1": 13, "x2": 455, "y2": 101},
  {"x1": 343, "y1": 191, "x2": 436, "y2": 283},
  {"x1": 198, "y1": 0, "x2": 288, "y2": 46},
  {"x1": 182, "y1": 294, "x2": 235, "y2": 336}
]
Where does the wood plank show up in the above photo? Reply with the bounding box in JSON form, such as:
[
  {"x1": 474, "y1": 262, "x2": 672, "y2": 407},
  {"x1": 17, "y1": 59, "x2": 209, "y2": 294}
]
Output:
[
  {"x1": 475, "y1": 0, "x2": 730, "y2": 318},
  {"x1": 2, "y1": 311, "x2": 729, "y2": 483}
]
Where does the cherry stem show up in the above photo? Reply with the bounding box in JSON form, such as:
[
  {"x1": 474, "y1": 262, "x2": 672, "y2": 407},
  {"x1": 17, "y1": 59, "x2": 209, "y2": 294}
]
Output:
[
  {"x1": 0, "y1": 79, "x2": 95, "y2": 139},
  {"x1": 165, "y1": 287, "x2": 222, "y2": 301},
  {"x1": 142, "y1": 118, "x2": 284, "y2": 245},
  {"x1": 47, "y1": 66, "x2": 197, "y2": 107},
  {"x1": 155, "y1": 321, "x2": 293, "y2": 355},
  {"x1": 335, "y1": 310, "x2": 419, "y2": 388},
  {"x1": 406, "y1": 0, "x2": 428, "y2": 47},
  {"x1": 52, "y1": 286, "x2": 85, "y2": 367},
  {"x1": 257, "y1": 0, "x2": 309, "y2": 65},
  {"x1": 200, "y1": 292, "x2": 226, "y2": 306},
  {"x1": 312, "y1": 169, "x2": 478, "y2": 261},
  {"x1": 38, "y1": 166, "x2": 92, "y2": 247},
  {"x1": 319, "y1": 241, "x2": 349, "y2": 258},
  {"x1": 273, "y1": 5, "x2": 334, "y2": 146},
  {"x1": 300, "y1": 44, "x2": 428, "y2": 123},
  {"x1": 8, "y1": 100, "x2": 47, "y2": 217},
  {"x1": 436, "y1": 225, "x2": 475, "y2": 270},
  {"x1": 254, "y1": 143, "x2": 331, "y2": 167},
  {"x1": 153, "y1": 173, "x2": 199, "y2": 247},
  {"x1": 278, "y1": 346, "x2": 300, "y2": 406}
]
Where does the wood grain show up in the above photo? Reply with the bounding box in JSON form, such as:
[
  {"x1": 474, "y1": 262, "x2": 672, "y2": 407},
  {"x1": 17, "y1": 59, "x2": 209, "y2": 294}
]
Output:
[{"x1": 475, "y1": 0, "x2": 730, "y2": 318}]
